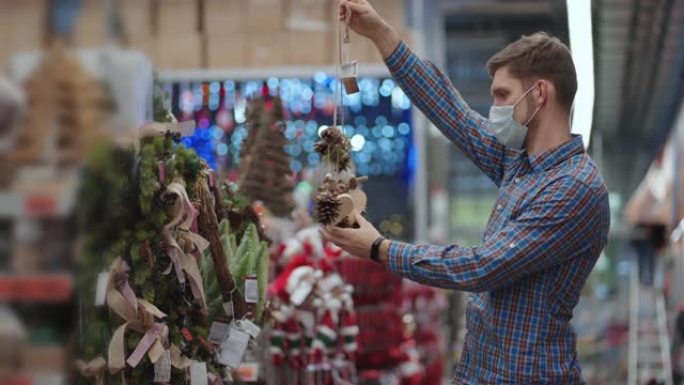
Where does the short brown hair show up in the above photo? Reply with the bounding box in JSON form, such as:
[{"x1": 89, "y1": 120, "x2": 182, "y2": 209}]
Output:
[{"x1": 486, "y1": 32, "x2": 577, "y2": 110}]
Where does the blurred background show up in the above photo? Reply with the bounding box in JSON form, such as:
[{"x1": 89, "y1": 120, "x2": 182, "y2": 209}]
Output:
[{"x1": 0, "y1": 0, "x2": 683, "y2": 384}]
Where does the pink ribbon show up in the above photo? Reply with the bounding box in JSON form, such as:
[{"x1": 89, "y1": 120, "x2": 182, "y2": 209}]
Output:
[{"x1": 126, "y1": 323, "x2": 167, "y2": 368}]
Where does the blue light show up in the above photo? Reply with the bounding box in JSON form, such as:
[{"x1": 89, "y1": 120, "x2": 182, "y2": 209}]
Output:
[
  {"x1": 223, "y1": 80, "x2": 235, "y2": 91},
  {"x1": 343, "y1": 125, "x2": 354, "y2": 137},
  {"x1": 354, "y1": 116, "x2": 367, "y2": 126},
  {"x1": 382, "y1": 79, "x2": 395, "y2": 89},
  {"x1": 217, "y1": 143, "x2": 228, "y2": 156},
  {"x1": 394, "y1": 137, "x2": 406, "y2": 150},
  {"x1": 379, "y1": 86, "x2": 392, "y2": 97},
  {"x1": 358, "y1": 164, "x2": 369, "y2": 175},
  {"x1": 375, "y1": 116, "x2": 388, "y2": 126},
  {"x1": 302, "y1": 88, "x2": 314, "y2": 100},
  {"x1": 371, "y1": 164, "x2": 382, "y2": 175},
  {"x1": 314, "y1": 72, "x2": 327, "y2": 84},
  {"x1": 291, "y1": 160, "x2": 303, "y2": 173},
  {"x1": 301, "y1": 104, "x2": 312, "y2": 114},
  {"x1": 290, "y1": 144, "x2": 302, "y2": 157},
  {"x1": 267, "y1": 77, "x2": 279, "y2": 89},
  {"x1": 372, "y1": 127, "x2": 383, "y2": 138},
  {"x1": 210, "y1": 82, "x2": 221, "y2": 93},
  {"x1": 379, "y1": 138, "x2": 393, "y2": 151},
  {"x1": 302, "y1": 140, "x2": 314, "y2": 153},
  {"x1": 350, "y1": 134, "x2": 365, "y2": 151},
  {"x1": 382, "y1": 125, "x2": 395, "y2": 138},
  {"x1": 358, "y1": 152, "x2": 371, "y2": 164},
  {"x1": 398, "y1": 123, "x2": 410, "y2": 136},
  {"x1": 357, "y1": 126, "x2": 369, "y2": 137},
  {"x1": 211, "y1": 125, "x2": 223, "y2": 139},
  {"x1": 307, "y1": 153, "x2": 320, "y2": 164}
]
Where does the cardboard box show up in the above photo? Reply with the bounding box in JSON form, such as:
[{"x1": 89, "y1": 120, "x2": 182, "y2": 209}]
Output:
[
  {"x1": 285, "y1": 0, "x2": 333, "y2": 31},
  {"x1": 157, "y1": 0, "x2": 198, "y2": 35},
  {"x1": 246, "y1": 34, "x2": 284, "y2": 67},
  {"x1": 205, "y1": 36, "x2": 245, "y2": 68},
  {"x1": 119, "y1": 0, "x2": 153, "y2": 36},
  {"x1": 128, "y1": 34, "x2": 156, "y2": 60},
  {"x1": 372, "y1": 0, "x2": 405, "y2": 29},
  {"x1": 245, "y1": 0, "x2": 283, "y2": 32},
  {"x1": 5, "y1": 0, "x2": 46, "y2": 52},
  {"x1": 73, "y1": 1, "x2": 107, "y2": 47},
  {"x1": 285, "y1": 31, "x2": 331, "y2": 66},
  {"x1": 155, "y1": 33, "x2": 202, "y2": 69},
  {"x1": 204, "y1": 0, "x2": 243, "y2": 33}
]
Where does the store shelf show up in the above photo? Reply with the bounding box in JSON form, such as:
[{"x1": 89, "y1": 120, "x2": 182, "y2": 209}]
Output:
[
  {"x1": 157, "y1": 65, "x2": 391, "y2": 82},
  {"x1": 0, "y1": 170, "x2": 78, "y2": 219},
  {"x1": 0, "y1": 273, "x2": 74, "y2": 303}
]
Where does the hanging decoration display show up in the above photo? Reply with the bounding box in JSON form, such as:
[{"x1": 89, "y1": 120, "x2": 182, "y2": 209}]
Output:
[
  {"x1": 75, "y1": 116, "x2": 271, "y2": 384},
  {"x1": 267, "y1": 227, "x2": 359, "y2": 385}
]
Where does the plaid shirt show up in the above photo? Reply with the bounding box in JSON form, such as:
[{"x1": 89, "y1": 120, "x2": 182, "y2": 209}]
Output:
[{"x1": 384, "y1": 42, "x2": 610, "y2": 384}]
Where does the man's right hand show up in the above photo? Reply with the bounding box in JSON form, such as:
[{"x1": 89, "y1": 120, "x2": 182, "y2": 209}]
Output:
[{"x1": 338, "y1": 0, "x2": 402, "y2": 59}]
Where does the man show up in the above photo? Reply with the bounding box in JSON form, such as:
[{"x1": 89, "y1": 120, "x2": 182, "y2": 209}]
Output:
[{"x1": 321, "y1": 1, "x2": 611, "y2": 384}]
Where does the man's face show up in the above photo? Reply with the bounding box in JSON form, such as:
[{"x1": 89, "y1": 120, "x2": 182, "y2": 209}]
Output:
[{"x1": 490, "y1": 66, "x2": 535, "y2": 126}]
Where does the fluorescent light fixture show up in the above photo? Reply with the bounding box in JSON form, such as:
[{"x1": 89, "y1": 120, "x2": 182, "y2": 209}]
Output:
[{"x1": 567, "y1": 0, "x2": 595, "y2": 149}]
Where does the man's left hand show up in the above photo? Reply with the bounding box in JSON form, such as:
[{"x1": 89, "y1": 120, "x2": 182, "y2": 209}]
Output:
[{"x1": 319, "y1": 211, "x2": 382, "y2": 259}]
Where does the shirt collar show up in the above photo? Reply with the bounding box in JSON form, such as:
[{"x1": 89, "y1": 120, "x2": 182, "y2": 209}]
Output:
[{"x1": 527, "y1": 134, "x2": 585, "y2": 173}]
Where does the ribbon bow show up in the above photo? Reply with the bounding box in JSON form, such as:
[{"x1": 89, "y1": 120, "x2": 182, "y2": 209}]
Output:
[
  {"x1": 161, "y1": 181, "x2": 209, "y2": 313},
  {"x1": 75, "y1": 357, "x2": 106, "y2": 385}
]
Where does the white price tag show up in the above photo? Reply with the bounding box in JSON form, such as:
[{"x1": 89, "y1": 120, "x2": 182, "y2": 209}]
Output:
[
  {"x1": 190, "y1": 362, "x2": 208, "y2": 385},
  {"x1": 95, "y1": 272, "x2": 109, "y2": 307},
  {"x1": 218, "y1": 326, "x2": 250, "y2": 369},
  {"x1": 222, "y1": 301, "x2": 234, "y2": 317},
  {"x1": 208, "y1": 322, "x2": 232, "y2": 345},
  {"x1": 153, "y1": 350, "x2": 171, "y2": 383},
  {"x1": 239, "y1": 319, "x2": 261, "y2": 339},
  {"x1": 244, "y1": 277, "x2": 258, "y2": 304}
]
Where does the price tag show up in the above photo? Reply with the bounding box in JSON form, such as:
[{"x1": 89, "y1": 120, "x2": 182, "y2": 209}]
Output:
[
  {"x1": 237, "y1": 319, "x2": 261, "y2": 339},
  {"x1": 222, "y1": 300, "x2": 234, "y2": 317},
  {"x1": 190, "y1": 361, "x2": 208, "y2": 385},
  {"x1": 207, "y1": 322, "x2": 231, "y2": 345},
  {"x1": 236, "y1": 363, "x2": 260, "y2": 382},
  {"x1": 153, "y1": 350, "x2": 171, "y2": 383},
  {"x1": 94, "y1": 272, "x2": 109, "y2": 307},
  {"x1": 244, "y1": 276, "x2": 258, "y2": 304},
  {"x1": 218, "y1": 325, "x2": 250, "y2": 369}
]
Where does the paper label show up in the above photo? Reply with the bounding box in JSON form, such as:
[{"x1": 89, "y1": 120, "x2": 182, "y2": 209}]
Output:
[
  {"x1": 190, "y1": 362, "x2": 208, "y2": 385},
  {"x1": 153, "y1": 350, "x2": 171, "y2": 383},
  {"x1": 222, "y1": 301, "x2": 234, "y2": 317},
  {"x1": 95, "y1": 272, "x2": 109, "y2": 307},
  {"x1": 239, "y1": 319, "x2": 261, "y2": 339},
  {"x1": 218, "y1": 326, "x2": 250, "y2": 369},
  {"x1": 244, "y1": 277, "x2": 258, "y2": 304},
  {"x1": 208, "y1": 322, "x2": 231, "y2": 345},
  {"x1": 236, "y1": 363, "x2": 260, "y2": 382}
]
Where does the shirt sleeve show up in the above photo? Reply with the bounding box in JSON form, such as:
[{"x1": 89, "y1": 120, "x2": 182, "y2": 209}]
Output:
[
  {"x1": 386, "y1": 177, "x2": 604, "y2": 292},
  {"x1": 385, "y1": 41, "x2": 506, "y2": 186}
]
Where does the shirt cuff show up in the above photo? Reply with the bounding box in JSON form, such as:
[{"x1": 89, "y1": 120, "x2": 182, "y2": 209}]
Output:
[
  {"x1": 384, "y1": 41, "x2": 418, "y2": 80},
  {"x1": 387, "y1": 240, "x2": 418, "y2": 277}
]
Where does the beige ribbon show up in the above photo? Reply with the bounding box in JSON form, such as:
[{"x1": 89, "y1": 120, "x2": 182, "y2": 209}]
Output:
[
  {"x1": 161, "y1": 181, "x2": 209, "y2": 313},
  {"x1": 108, "y1": 299, "x2": 168, "y2": 374},
  {"x1": 75, "y1": 357, "x2": 106, "y2": 385},
  {"x1": 106, "y1": 257, "x2": 138, "y2": 322},
  {"x1": 170, "y1": 344, "x2": 193, "y2": 369}
]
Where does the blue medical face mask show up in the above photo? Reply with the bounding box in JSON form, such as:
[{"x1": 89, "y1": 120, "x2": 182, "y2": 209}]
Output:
[{"x1": 488, "y1": 84, "x2": 541, "y2": 149}]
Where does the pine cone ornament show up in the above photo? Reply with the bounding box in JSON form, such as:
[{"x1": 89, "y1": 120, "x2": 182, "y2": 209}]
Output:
[
  {"x1": 315, "y1": 191, "x2": 341, "y2": 226},
  {"x1": 315, "y1": 127, "x2": 352, "y2": 172}
]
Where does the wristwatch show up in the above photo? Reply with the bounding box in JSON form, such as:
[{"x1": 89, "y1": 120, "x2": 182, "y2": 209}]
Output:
[{"x1": 370, "y1": 237, "x2": 386, "y2": 263}]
